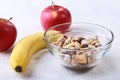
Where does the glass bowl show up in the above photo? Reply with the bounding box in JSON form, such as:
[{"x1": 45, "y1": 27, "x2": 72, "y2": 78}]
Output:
[{"x1": 44, "y1": 22, "x2": 114, "y2": 69}]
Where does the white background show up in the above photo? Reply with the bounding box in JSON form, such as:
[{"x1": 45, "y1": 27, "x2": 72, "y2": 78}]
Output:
[{"x1": 0, "y1": 0, "x2": 120, "y2": 80}]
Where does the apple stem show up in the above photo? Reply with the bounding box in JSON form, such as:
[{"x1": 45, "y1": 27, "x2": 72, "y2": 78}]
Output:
[
  {"x1": 52, "y1": 2, "x2": 56, "y2": 11},
  {"x1": 5, "y1": 17, "x2": 13, "y2": 23}
]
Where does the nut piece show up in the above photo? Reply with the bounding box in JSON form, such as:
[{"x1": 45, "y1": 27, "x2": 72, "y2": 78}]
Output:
[
  {"x1": 87, "y1": 57, "x2": 93, "y2": 64},
  {"x1": 85, "y1": 52, "x2": 93, "y2": 64},
  {"x1": 81, "y1": 44, "x2": 88, "y2": 48},
  {"x1": 80, "y1": 39, "x2": 88, "y2": 48},
  {"x1": 81, "y1": 39, "x2": 88, "y2": 45},
  {"x1": 54, "y1": 36, "x2": 67, "y2": 47},
  {"x1": 63, "y1": 42, "x2": 75, "y2": 48},
  {"x1": 63, "y1": 37, "x2": 72, "y2": 46},
  {"x1": 71, "y1": 38, "x2": 75, "y2": 43},
  {"x1": 53, "y1": 42, "x2": 63, "y2": 47},
  {"x1": 69, "y1": 47, "x2": 76, "y2": 49},
  {"x1": 88, "y1": 45, "x2": 95, "y2": 49},
  {"x1": 74, "y1": 35, "x2": 84, "y2": 43},
  {"x1": 74, "y1": 42, "x2": 81, "y2": 49},
  {"x1": 95, "y1": 42, "x2": 102, "y2": 47},
  {"x1": 74, "y1": 54, "x2": 87, "y2": 64}
]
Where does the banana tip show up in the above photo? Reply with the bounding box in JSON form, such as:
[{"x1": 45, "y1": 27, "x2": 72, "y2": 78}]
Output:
[{"x1": 15, "y1": 66, "x2": 22, "y2": 72}]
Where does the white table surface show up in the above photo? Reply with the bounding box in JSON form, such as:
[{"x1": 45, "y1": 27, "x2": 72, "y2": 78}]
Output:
[{"x1": 0, "y1": 0, "x2": 120, "y2": 80}]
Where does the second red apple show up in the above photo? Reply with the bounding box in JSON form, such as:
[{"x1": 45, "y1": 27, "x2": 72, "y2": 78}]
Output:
[
  {"x1": 0, "y1": 18, "x2": 17, "y2": 52},
  {"x1": 41, "y1": 3, "x2": 72, "y2": 31}
]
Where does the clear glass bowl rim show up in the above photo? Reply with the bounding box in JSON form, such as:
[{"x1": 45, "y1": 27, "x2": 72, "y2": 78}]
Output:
[{"x1": 44, "y1": 22, "x2": 114, "y2": 51}]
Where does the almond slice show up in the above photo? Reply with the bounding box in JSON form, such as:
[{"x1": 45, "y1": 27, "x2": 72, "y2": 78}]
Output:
[{"x1": 63, "y1": 42, "x2": 75, "y2": 48}]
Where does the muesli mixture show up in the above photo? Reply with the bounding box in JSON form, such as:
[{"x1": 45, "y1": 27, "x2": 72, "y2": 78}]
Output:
[{"x1": 53, "y1": 35, "x2": 102, "y2": 68}]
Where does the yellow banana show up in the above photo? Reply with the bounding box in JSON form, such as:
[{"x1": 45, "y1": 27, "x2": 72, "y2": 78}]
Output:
[{"x1": 10, "y1": 31, "x2": 61, "y2": 73}]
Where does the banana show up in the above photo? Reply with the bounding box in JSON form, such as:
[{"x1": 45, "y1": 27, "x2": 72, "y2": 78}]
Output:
[{"x1": 10, "y1": 31, "x2": 61, "y2": 73}]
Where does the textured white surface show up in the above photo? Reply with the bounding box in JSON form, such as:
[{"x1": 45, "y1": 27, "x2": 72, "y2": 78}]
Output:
[{"x1": 0, "y1": 0, "x2": 120, "y2": 80}]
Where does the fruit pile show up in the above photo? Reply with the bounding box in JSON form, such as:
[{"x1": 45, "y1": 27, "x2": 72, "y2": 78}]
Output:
[{"x1": 0, "y1": 2, "x2": 72, "y2": 73}]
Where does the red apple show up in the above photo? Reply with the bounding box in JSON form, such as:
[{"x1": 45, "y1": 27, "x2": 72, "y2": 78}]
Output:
[
  {"x1": 41, "y1": 2, "x2": 72, "y2": 31},
  {"x1": 0, "y1": 17, "x2": 17, "y2": 52}
]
